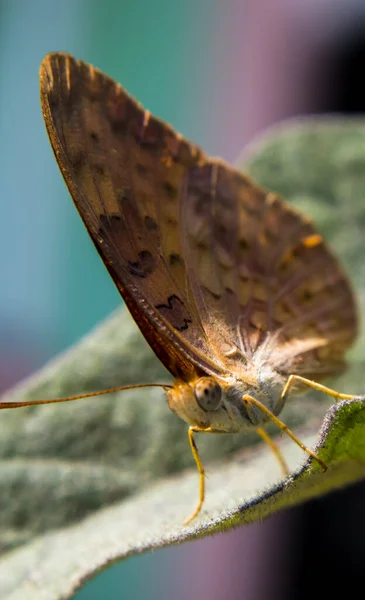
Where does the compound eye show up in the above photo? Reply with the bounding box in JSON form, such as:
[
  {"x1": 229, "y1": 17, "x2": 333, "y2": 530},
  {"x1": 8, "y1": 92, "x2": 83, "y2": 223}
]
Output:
[{"x1": 194, "y1": 377, "x2": 222, "y2": 412}]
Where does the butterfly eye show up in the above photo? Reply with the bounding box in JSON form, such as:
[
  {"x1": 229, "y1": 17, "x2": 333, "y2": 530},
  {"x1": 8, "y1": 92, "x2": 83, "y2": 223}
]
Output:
[{"x1": 194, "y1": 378, "x2": 222, "y2": 412}]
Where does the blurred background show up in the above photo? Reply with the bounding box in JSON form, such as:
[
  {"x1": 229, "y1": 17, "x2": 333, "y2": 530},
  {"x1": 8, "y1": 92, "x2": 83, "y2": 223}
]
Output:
[{"x1": 1, "y1": 0, "x2": 365, "y2": 598}]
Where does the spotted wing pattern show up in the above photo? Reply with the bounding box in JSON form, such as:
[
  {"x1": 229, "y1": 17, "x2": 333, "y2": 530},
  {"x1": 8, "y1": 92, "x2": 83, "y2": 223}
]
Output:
[
  {"x1": 40, "y1": 53, "x2": 229, "y2": 380},
  {"x1": 180, "y1": 163, "x2": 357, "y2": 377},
  {"x1": 40, "y1": 53, "x2": 357, "y2": 384}
]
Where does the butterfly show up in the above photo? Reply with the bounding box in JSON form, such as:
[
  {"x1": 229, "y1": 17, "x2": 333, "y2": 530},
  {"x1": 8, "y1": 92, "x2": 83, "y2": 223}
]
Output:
[{"x1": 1, "y1": 52, "x2": 358, "y2": 524}]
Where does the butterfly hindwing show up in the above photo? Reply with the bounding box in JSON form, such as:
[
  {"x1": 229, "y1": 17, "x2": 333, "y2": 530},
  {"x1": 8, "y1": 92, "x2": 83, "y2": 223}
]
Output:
[{"x1": 181, "y1": 162, "x2": 357, "y2": 376}]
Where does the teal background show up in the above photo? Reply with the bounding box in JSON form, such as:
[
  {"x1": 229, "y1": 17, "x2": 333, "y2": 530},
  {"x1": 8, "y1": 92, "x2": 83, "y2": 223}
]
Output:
[{"x1": 0, "y1": 0, "x2": 226, "y2": 365}]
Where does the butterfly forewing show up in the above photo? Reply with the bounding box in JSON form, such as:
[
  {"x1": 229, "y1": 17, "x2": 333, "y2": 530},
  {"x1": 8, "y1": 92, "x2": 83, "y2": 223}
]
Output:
[{"x1": 40, "y1": 53, "x2": 230, "y2": 380}]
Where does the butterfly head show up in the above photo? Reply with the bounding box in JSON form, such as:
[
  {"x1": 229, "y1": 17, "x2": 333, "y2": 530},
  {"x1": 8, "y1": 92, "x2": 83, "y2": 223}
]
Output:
[{"x1": 167, "y1": 366, "x2": 285, "y2": 433}]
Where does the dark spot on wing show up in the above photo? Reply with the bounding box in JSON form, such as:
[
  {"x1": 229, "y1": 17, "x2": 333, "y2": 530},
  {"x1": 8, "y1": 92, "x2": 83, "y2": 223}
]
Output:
[
  {"x1": 110, "y1": 118, "x2": 128, "y2": 137},
  {"x1": 94, "y1": 163, "x2": 105, "y2": 176},
  {"x1": 278, "y1": 259, "x2": 290, "y2": 273},
  {"x1": 216, "y1": 223, "x2": 227, "y2": 239},
  {"x1": 90, "y1": 131, "x2": 99, "y2": 143},
  {"x1": 98, "y1": 214, "x2": 122, "y2": 246},
  {"x1": 302, "y1": 289, "x2": 314, "y2": 302},
  {"x1": 70, "y1": 149, "x2": 87, "y2": 174},
  {"x1": 169, "y1": 252, "x2": 183, "y2": 266},
  {"x1": 155, "y1": 294, "x2": 193, "y2": 331},
  {"x1": 144, "y1": 215, "x2": 158, "y2": 231},
  {"x1": 163, "y1": 181, "x2": 177, "y2": 198},
  {"x1": 136, "y1": 117, "x2": 165, "y2": 150},
  {"x1": 204, "y1": 287, "x2": 222, "y2": 300},
  {"x1": 47, "y1": 84, "x2": 58, "y2": 109},
  {"x1": 127, "y1": 249, "x2": 155, "y2": 278},
  {"x1": 118, "y1": 189, "x2": 133, "y2": 204},
  {"x1": 174, "y1": 318, "x2": 192, "y2": 331},
  {"x1": 155, "y1": 294, "x2": 183, "y2": 311}
]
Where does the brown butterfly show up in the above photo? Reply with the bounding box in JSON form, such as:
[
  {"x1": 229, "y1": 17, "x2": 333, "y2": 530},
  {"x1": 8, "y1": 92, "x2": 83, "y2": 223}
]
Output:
[{"x1": 1, "y1": 53, "x2": 358, "y2": 523}]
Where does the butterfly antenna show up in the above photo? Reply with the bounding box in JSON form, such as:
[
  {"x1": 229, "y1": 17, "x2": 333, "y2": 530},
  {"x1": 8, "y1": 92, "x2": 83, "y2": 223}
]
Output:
[{"x1": 0, "y1": 383, "x2": 173, "y2": 410}]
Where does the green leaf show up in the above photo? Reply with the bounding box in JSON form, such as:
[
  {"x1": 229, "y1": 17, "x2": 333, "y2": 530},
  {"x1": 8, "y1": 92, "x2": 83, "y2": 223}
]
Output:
[{"x1": 1, "y1": 117, "x2": 365, "y2": 599}]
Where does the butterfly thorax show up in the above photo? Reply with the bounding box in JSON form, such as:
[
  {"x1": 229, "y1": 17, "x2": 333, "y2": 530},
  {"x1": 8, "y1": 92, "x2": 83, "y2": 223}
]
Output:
[{"x1": 167, "y1": 363, "x2": 286, "y2": 434}]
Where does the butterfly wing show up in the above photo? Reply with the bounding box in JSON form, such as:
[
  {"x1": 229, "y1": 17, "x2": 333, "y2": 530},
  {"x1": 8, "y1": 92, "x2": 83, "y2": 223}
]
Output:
[
  {"x1": 40, "y1": 53, "x2": 357, "y2": 383},
  {"x1": 40, "y1": 53, "x2": 229, "y2": 380},
  {"x1": 180, "y1": 162, "x2": 358, "y2": 377}
]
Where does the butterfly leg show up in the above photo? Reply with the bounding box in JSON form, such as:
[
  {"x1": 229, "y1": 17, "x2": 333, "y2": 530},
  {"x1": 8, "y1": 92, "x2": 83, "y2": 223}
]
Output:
[
  {"x1": 256, "y1": 426, "x2": 289, "y2": 476},
  {"x1": 242, "y1": 394, "x2": 327, "y2": 472},
  {"x1": 184, "y1": 426, "x2": 207, "y2": 525},
  {"x1": 281, "y1": 375, "x2": 356, "y2": 404}
]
